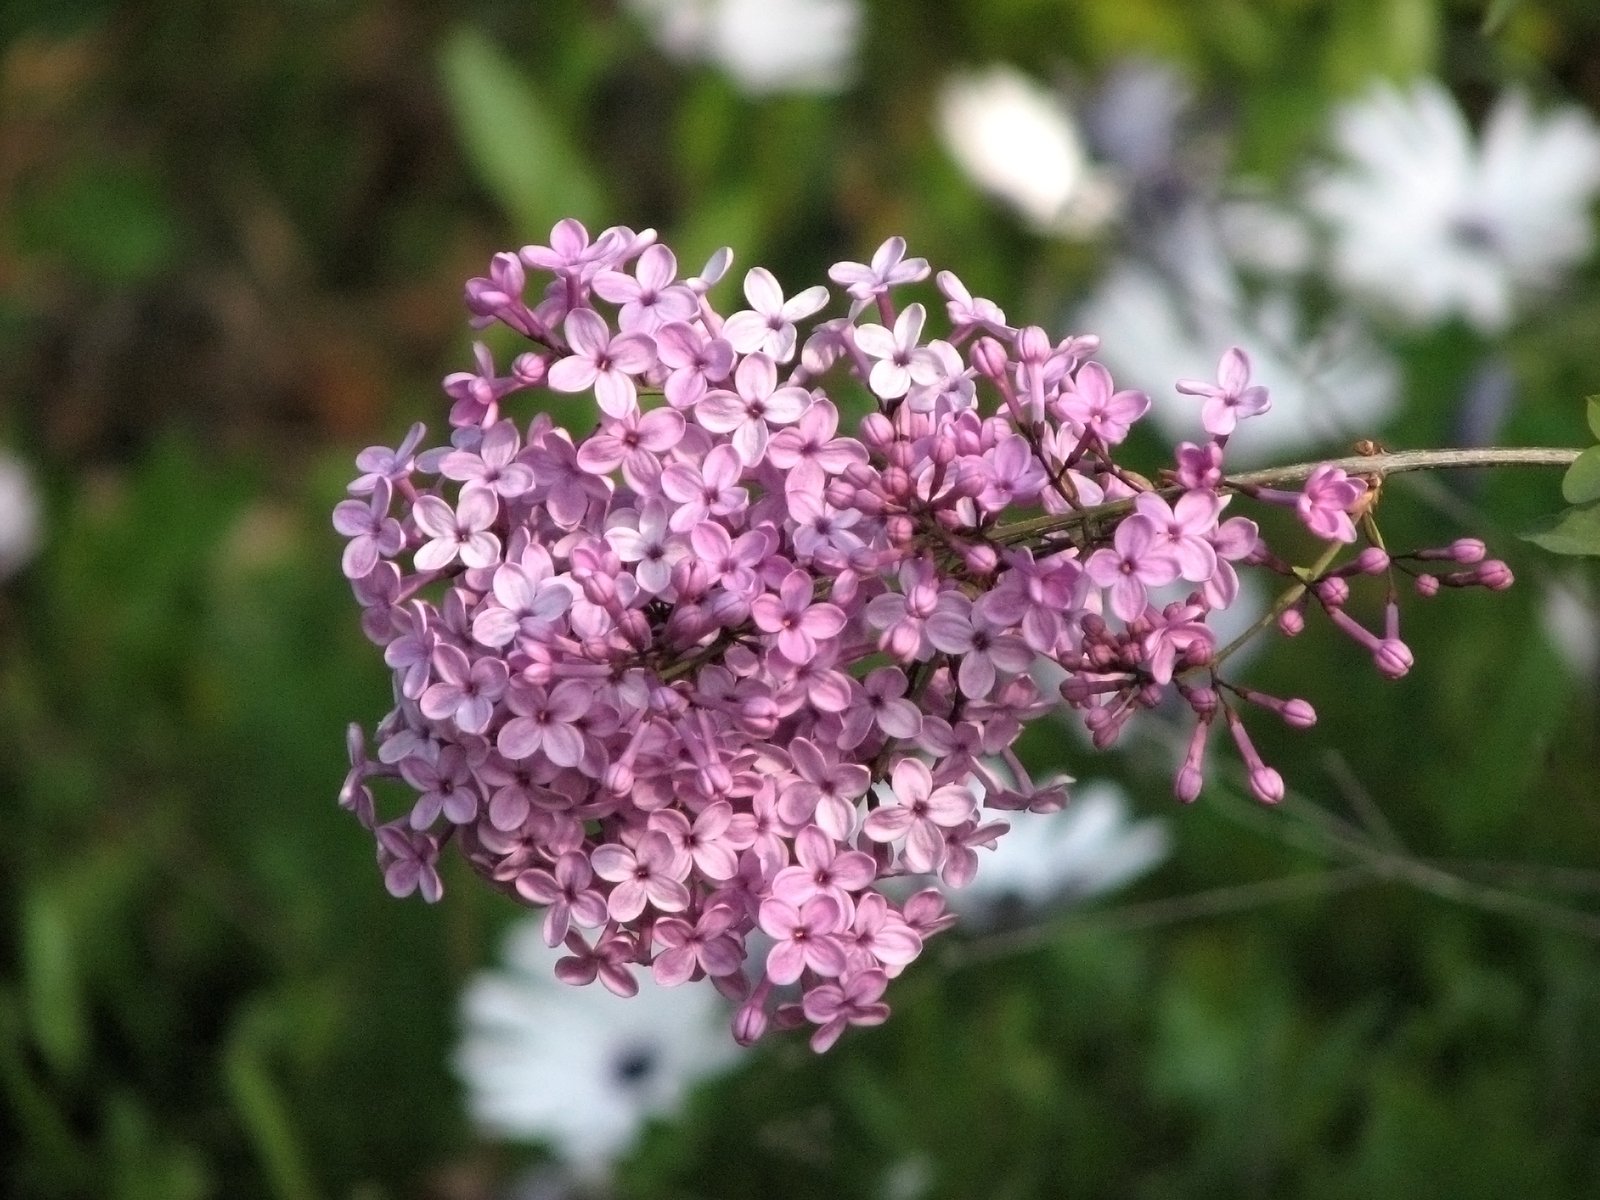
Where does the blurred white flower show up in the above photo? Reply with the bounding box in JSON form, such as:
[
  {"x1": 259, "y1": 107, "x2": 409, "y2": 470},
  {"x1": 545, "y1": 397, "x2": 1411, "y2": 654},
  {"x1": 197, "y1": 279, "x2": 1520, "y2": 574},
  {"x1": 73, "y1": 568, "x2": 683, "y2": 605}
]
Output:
[
  {"x1": 0, "y1": 450, "x2": 41, "y2": 580},
  {"x1": 1306, "y1": 79, "x2": 1600, "y2": 332},
  {"x1": 1542, "y1": 571, "x2": 1599, "y2": 680},
  {"x1": 1076, "y1": 207, "x2": 1400, "y2": 460},
  {"x1": 952, "y1": 781, "x2": 1169, "y2": 922},
  {"x1": 456, "y1": 922, "x2": 741, "y2": 1176},
  {"x1": 937, "y1": 65, "x2": 1122, "y2": 237},
  {"x1": 626, "y1": 0, "x2": 861, "y2": 95}
]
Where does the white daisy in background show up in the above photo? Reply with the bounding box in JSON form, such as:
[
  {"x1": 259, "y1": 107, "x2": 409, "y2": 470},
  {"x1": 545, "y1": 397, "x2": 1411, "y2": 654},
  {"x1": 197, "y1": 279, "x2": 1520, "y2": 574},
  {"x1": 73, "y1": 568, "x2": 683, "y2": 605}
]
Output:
[
  {"x1": 456, "y1": 922, "x2": 742, "y2": 1177},
  {"x1": 625, "y1": 0, "x2": 861, "y2": 95},
  {"x1": 951, "y1": 781, "x2": 1170, "y2": 924},
  {"x1": 937, "y1": 65, "x2": 1122, "y2": 237},
  {"x1": 1076, "y1": 206, "x2": 1400, "y2": 460},
  {"x1": 0, "y1": 450, "x2": 41, "y2": 580},
  {"x1": 1306, "y1": 78, "x2": 1600, "y2": 333},
  {"x1": 1542, "y1": 571, "x2": 1600, "y2": 682}
]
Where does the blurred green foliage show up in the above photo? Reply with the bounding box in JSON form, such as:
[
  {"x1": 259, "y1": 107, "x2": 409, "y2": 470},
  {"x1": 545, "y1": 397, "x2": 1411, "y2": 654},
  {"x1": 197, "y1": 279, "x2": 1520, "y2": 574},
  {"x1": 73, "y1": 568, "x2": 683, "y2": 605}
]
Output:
[{"x1": 3, "y1": 1, "x2": 1600, "y2": 1197}]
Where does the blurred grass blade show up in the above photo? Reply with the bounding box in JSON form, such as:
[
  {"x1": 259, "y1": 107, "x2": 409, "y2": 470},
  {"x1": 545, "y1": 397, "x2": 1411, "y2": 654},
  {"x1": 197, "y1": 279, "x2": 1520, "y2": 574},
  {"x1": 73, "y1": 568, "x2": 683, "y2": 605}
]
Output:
[
  {"x1": 440, "y1": 27, "x2": 605, "y2": 236},
  {"x1": 1482, "y1": 0, "x2": 1520, "y2": 34},
  {"x1": 22, "y1": 887, "x2": 89, "y2": 1078},
  {"x1": 224, "y1": 1004, "x2": 322, "y2": 1200}
]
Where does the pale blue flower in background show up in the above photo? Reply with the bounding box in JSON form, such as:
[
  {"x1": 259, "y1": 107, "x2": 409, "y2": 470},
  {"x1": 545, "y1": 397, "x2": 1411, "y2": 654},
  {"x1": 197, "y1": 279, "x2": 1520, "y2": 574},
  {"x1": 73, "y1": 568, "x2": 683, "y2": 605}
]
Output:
[
  {"x1": 1076, "y1": 207, "x2": 1399, "y2": 460},
  {"x1": 456, "y1": 922, "x2": 741, "y2": 1176},
  {"x1": 1306, "y1": 79, "x2": 1600, "y2": 332},
  {"x1": 626, "y1": 0, "x2": 861, "y2": 95},
  {"x1": 936, "y1": 65, "x2": 1122, "y2": 237},
  {"x1": 0, "y1": 450, "x2": 41, "y2": 580},
  {"x1": 951, "y1": 781, "x2": 1170, "y2": 924}
]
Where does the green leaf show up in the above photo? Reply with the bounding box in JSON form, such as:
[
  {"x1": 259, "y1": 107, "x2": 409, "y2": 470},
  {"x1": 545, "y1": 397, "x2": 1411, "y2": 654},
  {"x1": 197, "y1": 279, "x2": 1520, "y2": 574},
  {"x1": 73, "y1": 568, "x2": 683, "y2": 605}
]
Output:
[
  {"x1": 1521, "y1": 500, "x2": 1600, "y2": 556},
  {"x1": 1562, "y1": 445, "x2": 1600, "y2": 504},
  {"x1": 439, "y1": 27, "x2": 604, "y2": 236},
  {"x1": 1587, "y1": 395, "x2": 1600, "y2": 442}
]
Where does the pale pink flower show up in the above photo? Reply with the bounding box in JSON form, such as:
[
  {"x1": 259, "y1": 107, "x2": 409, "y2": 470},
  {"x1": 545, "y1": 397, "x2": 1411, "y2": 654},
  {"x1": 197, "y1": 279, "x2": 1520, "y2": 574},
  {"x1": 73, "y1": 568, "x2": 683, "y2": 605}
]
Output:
[{"x1": 721, "y1": 267, "x2": 829, "y2": 361}]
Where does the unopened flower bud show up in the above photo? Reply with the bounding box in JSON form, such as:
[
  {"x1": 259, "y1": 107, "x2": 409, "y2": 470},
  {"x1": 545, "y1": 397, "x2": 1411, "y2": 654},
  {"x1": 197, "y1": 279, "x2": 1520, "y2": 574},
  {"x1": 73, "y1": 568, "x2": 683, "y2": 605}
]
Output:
[
  {"x1": 1355, "y1": 546, "x2": 1390, "y2": 573},
  {"x1": 860, "y1": 412, "x2": 895, "y2": 448},
  {"x1": 1017, "y1": 325, "x2": 1052, "y2": 363},
  {"x1": 1374, "y1": 638, "x2": 1413, "y2": 679},
  {"x1": 1315, "y1": 576, "x2": 1350, "y2": 607},
  {"x1": 511, "y1": 352, "x2": 548, "y2": 385},
  {"x1": 1414, "y1": 573, "x2": 1440, "y2": 597},
  {"x1": 1451, "y1": 537, "x2": 1487, "y2": 563},
  {"x1": 880, "y1": 466, "x2": 911, "y2": 500},
  {"x1": 603, "y1": 762, "x2": 634, "y2": 795},
  {"x1": 971, "y1": 337, "x2": 1009, "y2": 379},
  {"x1": 738, "y1": 697, "x2": 780, "y2": 738},
  {"x1": 1175, "y1": 766, "x2": 1204, "y2": 804},
  {"x1": 1249, "y1": 766, "x2": 1285, "y2": 805},
  {"x1": 964, "y1": 543, "x2": 998, "y2": 577},
  {"x1": 1479, "y1": 560, "x2": 1513, "y2": 590},
  {"x1": 1282, "y1": 699, "x2": 1317, "y2": 728}
]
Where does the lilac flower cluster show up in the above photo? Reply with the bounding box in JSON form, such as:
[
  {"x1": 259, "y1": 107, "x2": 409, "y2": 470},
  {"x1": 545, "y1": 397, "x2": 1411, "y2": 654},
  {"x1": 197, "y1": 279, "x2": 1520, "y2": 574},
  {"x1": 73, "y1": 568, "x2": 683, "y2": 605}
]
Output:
[{"x1": 335, "y1": 220, "x2": 1513, "y2": 1051}]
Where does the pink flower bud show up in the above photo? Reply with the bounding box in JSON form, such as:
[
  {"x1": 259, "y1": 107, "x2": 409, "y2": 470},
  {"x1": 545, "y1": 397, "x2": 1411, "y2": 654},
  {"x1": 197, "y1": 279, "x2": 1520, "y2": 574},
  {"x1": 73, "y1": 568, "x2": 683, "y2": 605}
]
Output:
[
  {"x1": 1415, "y1": 573, "x2": 1440, "y2": 597},
  {"x1": 860, "y1": 412, "x2": 895, "y2": 447},
  {"x1": 1282, "y1": 699, "x2": 1317, "y2": 728},
  {"x1": 1374, "y1": 638, "x2": 1413, "y2": 679},
  {"x1": 1175, "y1": 766, "x2": 1204, "y2": 804},
  {"x1": 1451, "y1": 537, "x2": 1487, "y2": 563},
  {"x1": 1315, "y1": 576, "x2": 1350, "y2": 607},
  {"x1": 972, "y1": 337, "x2": 1009, "y2": 378},
  {"x1": 1480, "y1": 560, "x2": 1514, "y2": 590},
  {"x1": 1355, "y1": 547, "x2": 1390, "y2": 573},
  {"x1": 1249, "y1": 766, "x2": 1285, "y2": 805}
]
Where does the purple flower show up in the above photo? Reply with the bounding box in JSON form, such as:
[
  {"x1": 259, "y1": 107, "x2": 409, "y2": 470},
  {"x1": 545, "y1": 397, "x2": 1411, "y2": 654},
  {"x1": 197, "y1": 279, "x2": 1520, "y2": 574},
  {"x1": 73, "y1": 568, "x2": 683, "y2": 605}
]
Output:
[
  {"x1": 765, "y1": 399, "x2": 867, "y2": 499},
  {"x1": 413, "y1": 490, "x2": 501, "y2": 571},
  {"x1": 546, "y1": 308, "x2": 656, "y2": 417},
  {"x1": 333, "y1": 477, "x2": 405, "y2": 580},
  {"x1": 771, "y1": 825, "x2": 876, "y2": 908},
  {"x1": 853, "y1": 304, "x2": 942, "y2": 400},
  {"x1": 438, "y1": 420, "x2": 535, "y2": 498},
  {"x1": 801, "y1": 968, "x2": 891, "y2": 1052},
  {"x1": 751, "y1": 569, "x2": 849, "y2": 664},
  {"x1": 759, "y1": 895, "x2": 848, "y2": 984},
  {"x1": 1298, "y1": 465, "x2": 1367, "y2": 543},
  {"x1": 828, "y1": 237, "x2": 930, "y2": 303},
  {"x1": 419, "y1": 644, "x2": 508, "y2": 734},
  {"x1": 376, "y1": 823, "x2": 443, "y2": 902},
  {"x1": 593, "y1": 831, "x2": 691, "y2": 922},
  {"x1": 1055, "y1": 361, "x2": 1149, "y2": 445},
  {"x1": 660, "y1": 444, "x2": 748, "y2": 532},
  {"x1": 497, "y1": 679, "x2": 592, "y2": 766},
  {"x1": 1133, "y1": 489, "x2": 1222, "y2": 583},
  {"x1": 1177, "y1": 347, "x2": 1271, "y2": 438},
  {"x1": 515, "y1": 851, "x2": 609, "y2": 946},
  {"x1": 695, "y1": 353, "x2": 811, "y2": 465},
  {"x1": 721, "y1": 267, "x2": 829, "y2": 362},
  {"x1": 651, "y1": 905, "x2": 745, "y2": 986},
  {"x1": 655, "y1": 321, "x2": 735, "y2": 408},
  {"x1": 592, "y1": 243, "x2": 697, "y2": 333},
  {"x1": 1084, "y1": 514, "x2": 1182, "y2": 622},
  {"x1": 862, "y1": 759, "x2": 975, "y2": 872},
  {"x1": 349, "y1": 424, "x2": 426, "y2": 496}
]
